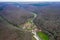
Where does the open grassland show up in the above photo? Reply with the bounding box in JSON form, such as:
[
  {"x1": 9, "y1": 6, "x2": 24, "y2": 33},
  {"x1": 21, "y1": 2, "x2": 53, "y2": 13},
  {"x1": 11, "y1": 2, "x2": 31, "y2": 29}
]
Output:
[{"x1": 37, "y1": 32, "x2": 49, "y2": 40}]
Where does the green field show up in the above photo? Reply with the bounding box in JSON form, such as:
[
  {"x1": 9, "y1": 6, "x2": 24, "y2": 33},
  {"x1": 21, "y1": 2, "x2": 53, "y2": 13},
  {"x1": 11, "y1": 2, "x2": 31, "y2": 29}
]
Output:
[{"x1": 37, "y1": 32, "x2": 49, "y2": 40}]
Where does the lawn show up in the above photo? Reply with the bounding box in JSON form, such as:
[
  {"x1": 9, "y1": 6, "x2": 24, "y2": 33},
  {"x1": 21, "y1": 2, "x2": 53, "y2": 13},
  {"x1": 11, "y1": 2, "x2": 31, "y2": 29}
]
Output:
[{"x1": 37, "y1": 31, "x2": 49, "y2": 40}]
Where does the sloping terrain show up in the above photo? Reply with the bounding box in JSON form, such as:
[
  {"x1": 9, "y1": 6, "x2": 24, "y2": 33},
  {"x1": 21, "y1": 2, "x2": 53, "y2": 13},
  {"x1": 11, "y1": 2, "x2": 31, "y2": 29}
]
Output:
[
  {"x1": 33, "y1": 3, "x2": 60, "y2": 40},
  {"x1": 20, "y1": 2, "x2": 60, "y2": 40},
  {"x1": 0, "y1": 4, "x2": 33, "y2": 26},
  {"x1": 0, "y1": 2, "x2": 60, "y2": 40},
  {"x1": 0, "y1": 3, "x2": 33, "y2": 40}
]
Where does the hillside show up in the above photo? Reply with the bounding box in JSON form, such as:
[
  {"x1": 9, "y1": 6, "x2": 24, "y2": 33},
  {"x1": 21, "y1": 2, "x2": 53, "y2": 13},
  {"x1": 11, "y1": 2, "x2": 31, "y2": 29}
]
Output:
[
  {"x1": 0, "y1": 2, "x2": 60, "y2": 40},
  {"x1": 0, "y1": 3, "x2": 33, "y2": 40},
  {"x1": 20, "y1": 2, "x2": 60, "y2": 40}
]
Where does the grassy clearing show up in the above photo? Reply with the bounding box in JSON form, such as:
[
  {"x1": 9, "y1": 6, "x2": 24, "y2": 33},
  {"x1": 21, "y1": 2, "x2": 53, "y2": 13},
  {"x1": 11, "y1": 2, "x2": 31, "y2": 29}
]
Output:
[{"x1": 37, "y1": 31, "x2": 49, "y2": 40}]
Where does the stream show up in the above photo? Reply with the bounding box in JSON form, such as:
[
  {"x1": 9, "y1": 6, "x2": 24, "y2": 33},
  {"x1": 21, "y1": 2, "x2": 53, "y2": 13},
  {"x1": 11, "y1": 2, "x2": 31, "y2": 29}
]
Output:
[{"x1": 30, "y1": 12, "x2": 41, "y2": 40}]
